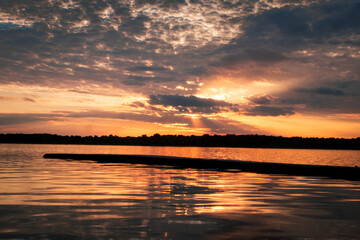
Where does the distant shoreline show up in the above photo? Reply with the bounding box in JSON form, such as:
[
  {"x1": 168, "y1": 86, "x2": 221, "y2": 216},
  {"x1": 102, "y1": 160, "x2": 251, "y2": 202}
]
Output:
[{"x1": 1, "y1": 133, "x2": 359, "y2": 150}]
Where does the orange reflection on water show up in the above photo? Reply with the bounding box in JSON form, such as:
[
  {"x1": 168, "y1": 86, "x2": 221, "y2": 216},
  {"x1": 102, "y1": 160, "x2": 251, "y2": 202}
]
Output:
[
  {"x1": 1, "y1": 144, "x2": 360, "y2": 239},
  {"x1": 0, "y1": 157, "x2": 293, "y2": 218}
]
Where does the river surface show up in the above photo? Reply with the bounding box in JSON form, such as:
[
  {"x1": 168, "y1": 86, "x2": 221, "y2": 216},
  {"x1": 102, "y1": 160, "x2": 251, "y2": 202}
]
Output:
[{"x1": 0, "y1": 144, "x2": 359, "y2": 239}]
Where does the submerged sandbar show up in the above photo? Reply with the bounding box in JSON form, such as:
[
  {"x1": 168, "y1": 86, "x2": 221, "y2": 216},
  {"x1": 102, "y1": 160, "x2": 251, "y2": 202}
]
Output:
[{"x1": 43, "y1": 153, "x2": 360, "y2": 181}]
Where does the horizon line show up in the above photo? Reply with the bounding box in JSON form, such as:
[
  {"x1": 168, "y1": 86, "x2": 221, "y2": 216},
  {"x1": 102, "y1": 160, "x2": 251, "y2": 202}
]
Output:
[{"x1": 1, "y1": 132, "x2": 359, "y2": 140}]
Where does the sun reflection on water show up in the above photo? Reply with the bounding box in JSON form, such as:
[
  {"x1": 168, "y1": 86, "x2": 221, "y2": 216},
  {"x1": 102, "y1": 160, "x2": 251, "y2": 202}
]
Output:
[{"x1": 0, "y1": 144, "x2": 360, "y2": 239}]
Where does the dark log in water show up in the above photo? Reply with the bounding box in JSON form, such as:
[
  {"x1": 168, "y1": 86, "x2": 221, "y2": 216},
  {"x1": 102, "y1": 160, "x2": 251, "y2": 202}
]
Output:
[{"x1": 43, "y1": 153, "x2": 360, "y2": 181}]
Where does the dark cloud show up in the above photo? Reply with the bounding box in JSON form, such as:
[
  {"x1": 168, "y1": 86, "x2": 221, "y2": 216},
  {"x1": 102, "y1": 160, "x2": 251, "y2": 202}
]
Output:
[
  {"x1": 273, "y1": 80, "x2": 360, "y2": 114},
  {"x1": 335, "y1": 80, "x2": 360, "y2": 96},
  {"x1": 245, "y1": 106, "x2": 295, "y2": 117},
  {"x1": 124, "y1": 76, "x2": 175, "y2": 86},
  {"x1": 149, "y1": 94, "x2": 239, "y2": 113},
  {"x1": 126, "y1": 65, "x2": 169, "y2": 72},
  {"x1": 244, "y1": 6, "x2": 312, "y2": 39},
  {"x1": 204, "y1": 1, "x2": 360, "y2": 117},
  {"x1": 311, "y1": 2, "x2": 360, "y2": 39},
  {"x1": 149, "y1": 94, "x2": 232, "y2": 107},
  {"x1": 247, "y1": 1, "x2": 360, "y2": 50},
  {"x1": 0, "y1": 0, "x2": 187, "y2": 89},
  {"x1": 211, "y1": 49, "x2": 289, "y2": 69},
  {"x1": 0, "y1": 113, "x2": 60, "y2": 125},
  {"x1": 1, "y1": 0, "x2": 360, "y2": 128},
  {"x1": 247, "y1": 95, "x2": 275, "y2": 105},
  {"x1": 134, "y1": 0, "x2": 187, "y2": 9},
  {"x1": 119, "y1": 15, "x2": 151, "y2": 35},
  {"x1": 0, "y1": 1, "x2": 243, "y2": 81},
  {"x1": 185, "y1": 66, "x2": 207, "y2": 76},
  {"x1": 4, "y1": 0, "x2": 356, "y2": 92},
  {"x1": 296, "y1": 87, "x2": 345, "y2": 96},
  {"x1": 239, "y1": 80, "x2": 360, "y2": 116}
]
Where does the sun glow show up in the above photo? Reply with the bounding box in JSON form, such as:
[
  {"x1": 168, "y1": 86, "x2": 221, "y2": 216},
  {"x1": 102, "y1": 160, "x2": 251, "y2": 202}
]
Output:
[
  {"x1": 196, "y1": 92, "x2": 228, "y2": 101},
  {"x1": 196, "y1": 74, "x2": 290, "y2": 105},
  {"x1": 196, "y1": 78, "x2": 247, "y2": 103}
]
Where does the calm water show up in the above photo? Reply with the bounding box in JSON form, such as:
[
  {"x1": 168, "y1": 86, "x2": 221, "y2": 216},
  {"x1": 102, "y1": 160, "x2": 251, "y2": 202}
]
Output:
[{"x1": 0, "y1": 144, "x2": 359, "y2": 239}]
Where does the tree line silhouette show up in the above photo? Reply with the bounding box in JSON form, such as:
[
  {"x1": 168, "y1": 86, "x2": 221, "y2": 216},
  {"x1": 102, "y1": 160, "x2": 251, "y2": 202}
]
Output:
[{"x1": 0, "y1": 133, "x2": 359, "y2": 150}]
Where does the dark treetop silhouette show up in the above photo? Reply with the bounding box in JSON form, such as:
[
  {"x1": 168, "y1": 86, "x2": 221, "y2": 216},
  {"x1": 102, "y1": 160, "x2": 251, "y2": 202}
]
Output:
[{"x1": 1, "y1": 133, "x2": 359, "y2": 150}]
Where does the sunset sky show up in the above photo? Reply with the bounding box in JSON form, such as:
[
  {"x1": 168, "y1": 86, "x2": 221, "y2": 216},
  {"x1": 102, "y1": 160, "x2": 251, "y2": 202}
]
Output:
[{"x1": 0, "y1": 0, "x2": 359, "y2": 138}]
